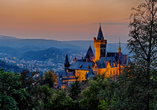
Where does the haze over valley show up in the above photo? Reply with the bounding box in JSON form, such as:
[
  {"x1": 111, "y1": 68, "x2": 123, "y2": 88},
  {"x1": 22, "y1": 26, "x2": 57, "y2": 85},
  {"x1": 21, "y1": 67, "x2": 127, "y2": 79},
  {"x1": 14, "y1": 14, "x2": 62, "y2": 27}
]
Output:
[{"x1": 0, "y1": 35, "x2": 128, "y2": 72}]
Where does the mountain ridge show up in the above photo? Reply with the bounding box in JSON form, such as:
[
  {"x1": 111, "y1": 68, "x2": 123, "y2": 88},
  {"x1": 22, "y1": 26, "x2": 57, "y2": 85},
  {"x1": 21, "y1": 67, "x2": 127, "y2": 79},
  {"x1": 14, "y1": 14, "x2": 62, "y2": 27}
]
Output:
[{"x1": 0, "y1": 35, "x2": 128, "y2": 54}]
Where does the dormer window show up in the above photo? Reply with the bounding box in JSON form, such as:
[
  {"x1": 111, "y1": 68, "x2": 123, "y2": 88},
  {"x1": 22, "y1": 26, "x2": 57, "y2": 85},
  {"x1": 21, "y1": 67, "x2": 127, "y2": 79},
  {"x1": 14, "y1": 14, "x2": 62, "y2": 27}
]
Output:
[
  {"x1": 79, "y1": 64, "x2": 82, "y2": 68},
  {"x1": 88, "y1": 66, "x2": 90, "y2": 69}
]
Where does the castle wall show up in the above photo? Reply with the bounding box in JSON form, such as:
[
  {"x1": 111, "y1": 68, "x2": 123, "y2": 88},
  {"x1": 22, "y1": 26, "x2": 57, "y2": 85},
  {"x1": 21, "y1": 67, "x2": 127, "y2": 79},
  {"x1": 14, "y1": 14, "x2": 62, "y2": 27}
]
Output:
[
  {"x1": 92, "y1": 62, "x2": 122, "y2": 78},
  {"x1": 75, "y1": 70, "x2": 89, "y2": 81}
]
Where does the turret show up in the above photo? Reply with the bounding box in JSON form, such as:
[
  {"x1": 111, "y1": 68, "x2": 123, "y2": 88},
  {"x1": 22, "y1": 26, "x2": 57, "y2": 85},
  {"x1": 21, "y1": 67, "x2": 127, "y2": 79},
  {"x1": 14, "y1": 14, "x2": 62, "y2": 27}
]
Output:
[
  {"x1": 93, "y1": 24, "x2": 107, "y2": 61},
  {"x1": 64, "y1": 54, "x2": 70, "y2": 72}
]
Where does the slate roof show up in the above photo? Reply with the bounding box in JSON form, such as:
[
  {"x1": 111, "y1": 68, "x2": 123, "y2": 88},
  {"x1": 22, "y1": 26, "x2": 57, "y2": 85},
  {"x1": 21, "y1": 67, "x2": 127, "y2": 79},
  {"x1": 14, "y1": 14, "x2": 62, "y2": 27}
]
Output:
[
  {"x1": 84, "y1": 46, "x2": 95, "y2": 62},
  {"x1": 96, "y1": 57, "x2": 117, "y2": 68},
  {"x1": 97, "y1": 25, "x2": 104, "y2": 40},
  {"x1": 68, "y1": 61, "x2": 93, "y2": 70},
  {"x1": 76, "y1": 58, "x2": 86, "y2": 62},
  {"x1": 107, "y1": 52, "x2": 130, "y2": 65}
]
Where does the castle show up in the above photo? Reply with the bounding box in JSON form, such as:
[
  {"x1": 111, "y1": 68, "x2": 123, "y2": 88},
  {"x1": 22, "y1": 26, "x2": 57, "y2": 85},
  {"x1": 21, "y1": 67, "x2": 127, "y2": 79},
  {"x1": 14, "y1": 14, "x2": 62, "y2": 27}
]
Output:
[{"x1": 57, "y1": 25, "x2": 129, "y2": 89}]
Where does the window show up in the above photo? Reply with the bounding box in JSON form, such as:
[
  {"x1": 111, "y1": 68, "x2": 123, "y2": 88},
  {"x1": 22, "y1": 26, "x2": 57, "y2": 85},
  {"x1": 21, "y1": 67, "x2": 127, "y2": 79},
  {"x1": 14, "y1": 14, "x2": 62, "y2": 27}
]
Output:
[{"x1": 79, "y1": 64, "x2": 82, "y2": 68}]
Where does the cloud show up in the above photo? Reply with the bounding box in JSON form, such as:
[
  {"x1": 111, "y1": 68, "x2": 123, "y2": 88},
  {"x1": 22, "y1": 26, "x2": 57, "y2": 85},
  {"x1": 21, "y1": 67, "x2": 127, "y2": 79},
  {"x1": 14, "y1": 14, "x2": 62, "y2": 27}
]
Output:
[
  {"x1": 91, "y1": 21, "x2": 129, "y2": 26},
  {"x1": 102, "y1": 22, "x2": 129, "y2": 25}
]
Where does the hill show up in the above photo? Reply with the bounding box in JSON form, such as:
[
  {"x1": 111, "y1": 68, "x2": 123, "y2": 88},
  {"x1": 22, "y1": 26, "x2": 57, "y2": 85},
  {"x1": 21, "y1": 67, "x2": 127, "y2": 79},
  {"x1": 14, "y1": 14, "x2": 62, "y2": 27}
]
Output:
[
  {"x1": 0, "y1": 35, "x2": 18, "y2": 39},
  {"x1": 0, "y1": 46, "x2": 23, "y2": 57},
  {"x1": 0, "y1": 36, "x2": 82, "y2": 50},
  {"x1": 0, "y1": 36, "x2": 128, "y2": 54},
  {"x1": 19, "y1": 47, "x2": 65, "y2": 61}
]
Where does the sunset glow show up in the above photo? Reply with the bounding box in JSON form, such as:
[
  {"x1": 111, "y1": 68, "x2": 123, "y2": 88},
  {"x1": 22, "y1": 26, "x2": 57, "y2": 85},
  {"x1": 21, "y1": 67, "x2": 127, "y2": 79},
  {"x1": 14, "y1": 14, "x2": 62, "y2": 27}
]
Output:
[{"x1": 0, "y1": 0, "x2": 144, "y2": 42}]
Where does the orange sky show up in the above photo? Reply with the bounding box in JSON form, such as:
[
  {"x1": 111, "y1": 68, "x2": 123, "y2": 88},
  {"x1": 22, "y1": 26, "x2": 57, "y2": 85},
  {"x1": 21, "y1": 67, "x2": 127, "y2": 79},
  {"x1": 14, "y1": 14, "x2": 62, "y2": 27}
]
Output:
[{"x1": 0, "y1": 0, "x2": 144, "y2": 42}]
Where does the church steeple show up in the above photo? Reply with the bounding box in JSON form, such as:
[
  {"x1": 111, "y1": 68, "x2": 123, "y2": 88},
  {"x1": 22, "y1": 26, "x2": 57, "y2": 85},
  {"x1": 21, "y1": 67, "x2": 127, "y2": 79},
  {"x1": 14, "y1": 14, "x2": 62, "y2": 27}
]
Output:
[
  {"x1": 118, "y1": 38, "x2": 121, "y2": 53},
  {"x1": 97, "y1": 23, "x2": 104, "y2": 40}
]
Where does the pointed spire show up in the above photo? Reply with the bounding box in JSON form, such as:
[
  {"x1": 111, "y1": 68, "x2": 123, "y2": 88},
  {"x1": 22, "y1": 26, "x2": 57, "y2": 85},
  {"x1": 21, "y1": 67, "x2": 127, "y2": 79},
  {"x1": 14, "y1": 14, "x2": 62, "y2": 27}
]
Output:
[
  {"x1": 97, "y1": 23, "x2": 104, "y2": 40},
  {"x1": 118, "y1": 37, "x2": 121, "y2": 53},
  {"x1": 64, "y1": 53, "x2": 69, "y2": 65}
]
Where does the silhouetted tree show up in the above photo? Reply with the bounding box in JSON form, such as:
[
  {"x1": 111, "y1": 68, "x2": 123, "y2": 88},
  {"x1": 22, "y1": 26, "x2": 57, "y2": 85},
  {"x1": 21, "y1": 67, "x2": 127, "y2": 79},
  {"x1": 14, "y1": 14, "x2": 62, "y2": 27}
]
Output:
[
  {"x1": 115, "y1": 0, "x2": 157, "y2": 109},
  {"x1": 20, "y1": 69, "x2": 35, "y2": 88}
]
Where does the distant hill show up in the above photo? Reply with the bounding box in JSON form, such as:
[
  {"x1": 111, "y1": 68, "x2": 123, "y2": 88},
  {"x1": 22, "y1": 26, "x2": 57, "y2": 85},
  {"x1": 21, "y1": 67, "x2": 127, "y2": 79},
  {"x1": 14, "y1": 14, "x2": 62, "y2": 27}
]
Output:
[
  {"x1": 0, "y1": 46, "x2": 23, "y2": 57},
  {"x1": 0, "y1": 35, "x2": 128, "y2": 54},
  {"x1": 0, "y1": 35, "x2": 18, "y2": 39},
  {"x1": 61, "y1": 40, "x2": 93, "y2": 50},
  {"x1": 0, "y1": 36, "x2": 82, "y2": 50},
  {"x1": 19, "y1": 47, "x2": 65, "y2": 61},
  {"x1": 18, "y1": 46, "x2": 43, "y2": 53}
]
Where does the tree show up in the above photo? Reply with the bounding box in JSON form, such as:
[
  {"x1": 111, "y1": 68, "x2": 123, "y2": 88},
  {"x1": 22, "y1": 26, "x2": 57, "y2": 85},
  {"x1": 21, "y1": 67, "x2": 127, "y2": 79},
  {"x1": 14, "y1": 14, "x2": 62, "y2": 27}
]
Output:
[
  {"x1": 128, "y1": 0, "x2": 157, "y2": 68},
  {"x1": 49, "y1": 90, "x2": 75, "y2": 110},
  {"x1": 0, "y1": 68, "x2": 29, "y2": 110},
  {"x1": 69, "y1": 81, "x2": 81, "y2": 100},
  {"x1": 40, "y1": 70, "x2": 57, "y2": 87},
  {"x1": 79, "y1": 76, "x2": 116, "y2": 110},
  {"x1": 20, "y1": 69, "x2": 36, "y2": 88},
  {"x1": 97, "y1": 100, "x2": 108, "y2": 110},
  {"x1": 128, "y1": 0, "x2": 157, "y2": 73},
  {"x1": 17, "y1": 69, "x2": 41, "y2": 110},
  {"x1": 116, "y1": 0, "x2": 157, "y2": 109},
  {"x1": 36, "y1": 84, "x2": 54, "y2": 110}
]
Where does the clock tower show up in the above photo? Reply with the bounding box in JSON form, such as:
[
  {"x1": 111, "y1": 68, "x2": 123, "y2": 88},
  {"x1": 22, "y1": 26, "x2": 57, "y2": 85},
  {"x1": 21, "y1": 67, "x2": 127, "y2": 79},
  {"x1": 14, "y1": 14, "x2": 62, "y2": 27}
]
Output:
[{"x1": 93, "y1": 24, "x2": 107, "y2": 61}]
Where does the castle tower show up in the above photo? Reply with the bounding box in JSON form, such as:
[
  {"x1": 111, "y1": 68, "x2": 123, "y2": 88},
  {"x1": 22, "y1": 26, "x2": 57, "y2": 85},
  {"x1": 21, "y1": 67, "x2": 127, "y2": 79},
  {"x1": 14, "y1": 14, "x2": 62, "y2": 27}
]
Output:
[
  {"x1": 93, "y1": 24, "x2": 107, "y2": 61},
  {"x1": 64, "y1": 53, "x2": 70, "y2": 72}
]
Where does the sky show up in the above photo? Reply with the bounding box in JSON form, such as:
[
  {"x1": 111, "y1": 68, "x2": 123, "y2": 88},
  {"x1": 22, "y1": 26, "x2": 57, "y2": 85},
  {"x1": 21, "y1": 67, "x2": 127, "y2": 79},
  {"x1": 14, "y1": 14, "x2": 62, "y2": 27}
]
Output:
[{"x1": 0, "y1": 0, "x2": 144, "y2": 43}]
